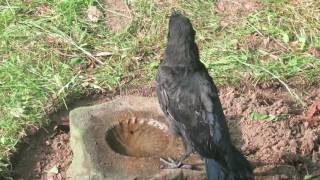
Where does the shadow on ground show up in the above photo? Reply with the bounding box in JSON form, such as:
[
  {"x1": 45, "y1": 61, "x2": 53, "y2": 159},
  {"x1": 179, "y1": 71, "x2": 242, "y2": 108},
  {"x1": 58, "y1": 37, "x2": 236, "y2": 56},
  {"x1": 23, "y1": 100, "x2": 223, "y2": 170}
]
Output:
[{"x1": 11, "y1": 83, "x2": 320, "y2": 179}]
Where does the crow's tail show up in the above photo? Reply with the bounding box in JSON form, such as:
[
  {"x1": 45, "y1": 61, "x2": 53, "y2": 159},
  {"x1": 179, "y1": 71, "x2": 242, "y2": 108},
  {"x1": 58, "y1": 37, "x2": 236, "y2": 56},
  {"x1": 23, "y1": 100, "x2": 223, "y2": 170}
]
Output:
[
  {"x1": 204, "y1": 158, "x2": 235, "y2": 180},
  {"x1": 224, "y1": 145, "x2": 253, "y2": 179},
  {"x1": 205, "y1": 145, "x2": 253, "y2": 180}
]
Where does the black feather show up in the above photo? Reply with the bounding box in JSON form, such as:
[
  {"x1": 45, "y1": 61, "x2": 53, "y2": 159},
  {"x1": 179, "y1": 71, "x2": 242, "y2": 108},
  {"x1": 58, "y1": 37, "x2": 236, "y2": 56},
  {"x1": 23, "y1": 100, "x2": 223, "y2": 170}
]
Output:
[{"x1": 156, "y1": 12, "x2": 253, "y2": 180}]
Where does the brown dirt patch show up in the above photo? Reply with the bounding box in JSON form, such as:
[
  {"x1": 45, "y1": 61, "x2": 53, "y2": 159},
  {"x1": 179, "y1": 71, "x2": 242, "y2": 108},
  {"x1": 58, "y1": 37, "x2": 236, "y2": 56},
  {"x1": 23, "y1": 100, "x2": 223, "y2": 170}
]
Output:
[
  {"x1": 237, "y1": 33, "x2": 289, "y2": 57},
  {"x1": 35, "y1": 4, "x2": 53, "y2": 16},
  {"x1": 103, "y1": 0, "x2": 132, "y2": 32},
  {"x1": 11, "y1": 82, "x2": 320, "y2": 179},
  {"x1": 118, "y1": 82, "x2": 157, "y2": 97},
  {"x1": 10, "y1": 95, "x2": 111, "y2": 179},
  {"x1": 221, "y1": 85, "x2": 320, "y2": 179},
  {"x1": 216, "y1": 0, "x2": 261, "y2": 27},
  {"x1": 308, "y1": 47, "x2": 320, "y2": 58},
  {"x1": 12, "y1": 123, "x2": 71, "y2": 179}
]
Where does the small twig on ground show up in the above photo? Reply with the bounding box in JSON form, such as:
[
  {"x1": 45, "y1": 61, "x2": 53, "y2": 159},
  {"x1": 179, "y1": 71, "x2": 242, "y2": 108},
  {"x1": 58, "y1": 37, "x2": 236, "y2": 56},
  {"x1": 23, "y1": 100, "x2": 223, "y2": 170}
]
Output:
[
  {"x1": 52, "y1": 28, "x2": 104, "y2": 65},
  {"x1": 272, "y1": 38, "x2": 290, "y2": 51},
  {"x1": 5, "y1": 0, "x2": 14, "y2": 13},
  {"x1": 246, "y1": 21, "x2": 264, "y2": 37},
  {"x1": 54, "y1": 49, "x2": 78, "y2": 58}
]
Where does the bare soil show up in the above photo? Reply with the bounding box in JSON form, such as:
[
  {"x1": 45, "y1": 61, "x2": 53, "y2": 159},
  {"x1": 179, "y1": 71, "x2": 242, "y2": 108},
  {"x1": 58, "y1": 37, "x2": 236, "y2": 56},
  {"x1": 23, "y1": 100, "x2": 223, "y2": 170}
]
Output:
[
  {"x1": 11, "y1": 94, "x2": 113, "y2": 180},
  {"x1": 237, "y1": 33, "x2": 289, "y2": 57},
  {"x1": 216, "y1": 0, "x2": 261, "y2": 28},
  {"x1": 103, "y1": 0, "x2": 132, "y2": 32},
  {"x1": 221, "y1": 85, "x2": 320, "y2": 179},
  {"x1": 11, "y1": 82, "x2": 320, "y2": 180}
]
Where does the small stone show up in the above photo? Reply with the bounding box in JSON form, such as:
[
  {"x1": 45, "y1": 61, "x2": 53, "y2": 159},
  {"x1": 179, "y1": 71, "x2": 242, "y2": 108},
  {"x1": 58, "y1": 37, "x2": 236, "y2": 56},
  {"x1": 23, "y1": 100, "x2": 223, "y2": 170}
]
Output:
[
  {"x1": 56, "y1": 173, "x2": 63, "y2": 180},
  {"x1": 45, "y1": 140, "x2": 51, "y2": 146},
  {"x1": 87, "y1": 6, "x2": 102, "y2": 22},
  {"x1": 289, "y1": 139, "x2": 298, "y2": 153},
  {"x1": 46, "y1": 174, "x2": 55, "y2": 180},
  {"x1": 304, "y1": 121, "x2": 309, "y2": 128},
  {"x1": 280, "y1": 174, "x2": 289, "y2": 179}
]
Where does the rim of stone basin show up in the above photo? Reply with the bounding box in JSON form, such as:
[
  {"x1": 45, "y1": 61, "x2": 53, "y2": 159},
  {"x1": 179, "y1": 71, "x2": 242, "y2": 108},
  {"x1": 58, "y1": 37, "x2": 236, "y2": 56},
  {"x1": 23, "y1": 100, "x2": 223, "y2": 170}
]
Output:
[{"x1": 67, "y1": 96, "x2": 205, "y2": 179}]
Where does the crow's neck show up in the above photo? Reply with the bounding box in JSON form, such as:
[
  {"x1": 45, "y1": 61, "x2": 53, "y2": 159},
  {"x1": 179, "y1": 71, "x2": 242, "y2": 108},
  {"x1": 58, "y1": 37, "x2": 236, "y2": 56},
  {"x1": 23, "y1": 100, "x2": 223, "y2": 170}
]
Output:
[{"x1": 165, "y1": 40, "x2": 200, "y2": 69}]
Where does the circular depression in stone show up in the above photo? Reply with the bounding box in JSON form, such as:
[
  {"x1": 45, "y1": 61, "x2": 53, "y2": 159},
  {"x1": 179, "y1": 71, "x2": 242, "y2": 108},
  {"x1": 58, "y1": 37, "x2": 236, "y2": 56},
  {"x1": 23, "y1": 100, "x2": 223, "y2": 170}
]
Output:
[{"x1": 106, "y1": 118, "x2": 169, "y2": 157}]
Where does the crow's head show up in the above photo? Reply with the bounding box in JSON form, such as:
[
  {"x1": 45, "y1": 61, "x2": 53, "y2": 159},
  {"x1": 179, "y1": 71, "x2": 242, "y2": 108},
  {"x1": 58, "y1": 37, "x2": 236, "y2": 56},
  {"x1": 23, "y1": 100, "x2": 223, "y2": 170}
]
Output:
[{"x1": 168, "y1": 11, "x2": 196, "y2": 43}]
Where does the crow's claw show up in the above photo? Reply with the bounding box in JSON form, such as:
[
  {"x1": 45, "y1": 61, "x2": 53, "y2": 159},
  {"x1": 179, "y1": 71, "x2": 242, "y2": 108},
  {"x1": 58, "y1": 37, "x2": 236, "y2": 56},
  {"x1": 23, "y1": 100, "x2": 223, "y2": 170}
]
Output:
[
  {"x1": 160, "y1": 157, "x2": 200, "y2": 170},
  {"x1": 160, "y1": 157, "x2": 182, "y2": 169}
]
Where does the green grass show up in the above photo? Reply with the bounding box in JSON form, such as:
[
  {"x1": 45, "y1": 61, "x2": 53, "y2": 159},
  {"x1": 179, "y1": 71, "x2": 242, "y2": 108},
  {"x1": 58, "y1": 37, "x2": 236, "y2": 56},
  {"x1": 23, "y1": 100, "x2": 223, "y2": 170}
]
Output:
[{"x1": 0, "y1": 0, "x2": 320, "y2": 178}]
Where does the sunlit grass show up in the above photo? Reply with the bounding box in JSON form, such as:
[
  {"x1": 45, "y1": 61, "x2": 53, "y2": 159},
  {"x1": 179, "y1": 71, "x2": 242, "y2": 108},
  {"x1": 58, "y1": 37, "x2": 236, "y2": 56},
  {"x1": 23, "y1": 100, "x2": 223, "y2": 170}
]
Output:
[{"x1": 0, "y1": 0, "x2": 319, "y2": 178}]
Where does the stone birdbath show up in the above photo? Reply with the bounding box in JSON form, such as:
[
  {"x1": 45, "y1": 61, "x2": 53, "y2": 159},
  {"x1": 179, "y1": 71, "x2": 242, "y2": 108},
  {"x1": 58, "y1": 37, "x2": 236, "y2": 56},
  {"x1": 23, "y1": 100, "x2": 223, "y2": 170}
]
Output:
[{"x1": 66, "y1": 96, "x2": 205, "y2": 180}]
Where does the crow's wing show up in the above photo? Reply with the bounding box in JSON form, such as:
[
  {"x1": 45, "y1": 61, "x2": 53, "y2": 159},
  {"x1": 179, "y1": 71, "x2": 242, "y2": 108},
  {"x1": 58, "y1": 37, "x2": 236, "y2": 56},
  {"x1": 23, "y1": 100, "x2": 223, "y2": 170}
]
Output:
[
  {"x1": 157, "y1": 65, "x2": 231, "y2": 158},
  {"x1": 156, "y1": 65, "x2": 184, "y2": 136},
  {"x1": 198, "y1": 78, "x2": 231, "y2": 155}
]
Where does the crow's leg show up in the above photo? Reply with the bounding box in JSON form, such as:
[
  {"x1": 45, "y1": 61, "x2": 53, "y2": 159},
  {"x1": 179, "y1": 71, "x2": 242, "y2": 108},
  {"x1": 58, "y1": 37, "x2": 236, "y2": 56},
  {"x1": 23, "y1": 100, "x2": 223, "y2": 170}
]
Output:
[
  {"x1": 160, "y1": 137, "x2": 200, "y2": 169},
  {"x1": 160, "y1": 150, "x2": 194, "y2": 169}
]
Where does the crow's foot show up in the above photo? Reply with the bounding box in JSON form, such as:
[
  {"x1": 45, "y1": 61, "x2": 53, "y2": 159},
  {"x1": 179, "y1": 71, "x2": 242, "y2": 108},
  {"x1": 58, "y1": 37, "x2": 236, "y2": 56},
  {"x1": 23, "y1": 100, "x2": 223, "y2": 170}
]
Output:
[{"x1": 160, "y1": 157, "x2": 199, "y2": 170}]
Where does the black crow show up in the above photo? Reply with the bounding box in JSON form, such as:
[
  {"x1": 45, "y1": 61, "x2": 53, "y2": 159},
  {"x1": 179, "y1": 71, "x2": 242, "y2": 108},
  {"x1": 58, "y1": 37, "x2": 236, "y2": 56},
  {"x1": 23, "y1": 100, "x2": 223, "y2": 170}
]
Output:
[{"x1": 156, "y1": 11, "x2": 253, "y2": 180}]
